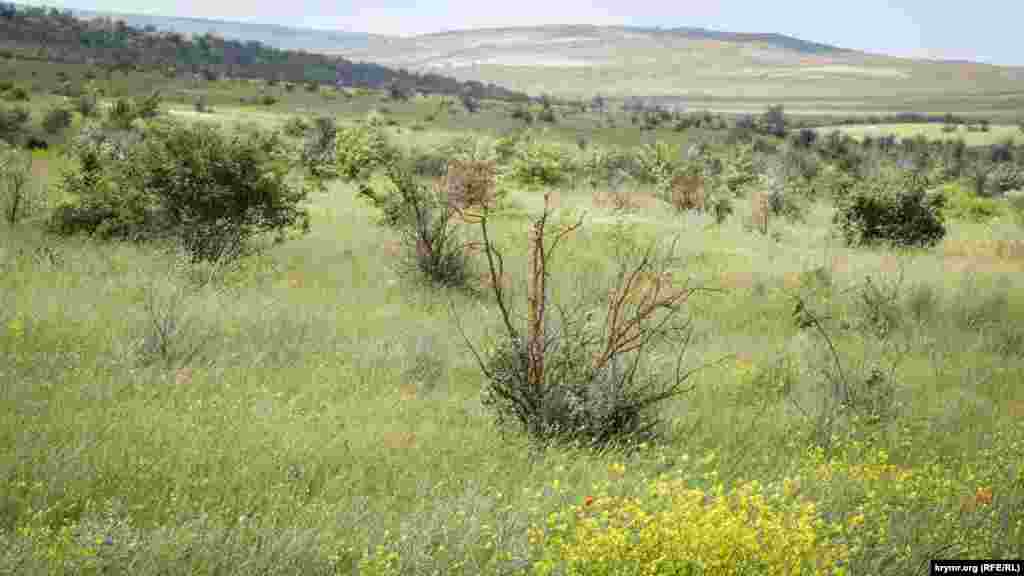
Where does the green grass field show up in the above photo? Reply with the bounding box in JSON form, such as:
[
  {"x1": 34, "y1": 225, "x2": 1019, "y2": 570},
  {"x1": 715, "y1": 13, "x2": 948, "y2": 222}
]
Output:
[
  {"x1": 3, "y1": 65, "x2": 1024, "y2": 574},
  {"x1": 816, "y1": 122, "x2": 1023, "y2": 146}
]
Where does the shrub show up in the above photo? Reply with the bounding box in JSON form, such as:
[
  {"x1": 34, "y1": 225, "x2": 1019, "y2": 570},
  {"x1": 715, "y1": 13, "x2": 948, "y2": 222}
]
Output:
[
  {"x1": 282, "y1": 116, "x2": 310, "y2": 138},
  {"x1": 580, "y1": 146, "x2": 631, "y2": 190},
  {"x1": 50, "y1": 120, "x2": 310, "y2": 262},
  {"x1": 941, "y1": 182, "x2": 1003, "y2": 222},
  {"x1": 0, "y1": 141, "x2": 33, "y2": 224},
  {"x1": 443, "y1": 158, "x2": 498, "y2": 210},
  {"x1": 4, "y1": 86, "x2": 28, "y2": 102},
  {"x1": 357, "y1": 160, "x2": 478, "y2": 290},
  {"x1": 503, "y1": 135, "x2": 572, "y2": 189},
  {"x1": 984, "y1": 163, "x2": 1024, "y2": 196},
  {"x1": 260, "y1": 94, "x2": 278, "y2": 106},
  {"x1": 0, "y1": 104, "x2": 30, "y2": 143},
  {"x1": 42, "y1": 106, "x2": 73, "y2": 134},
  {"x1": 334, "y1": 119, "x2": 398, "y2": 182},
  {"x1": 510, "y1": 106, "x2": 534, "y2": 124},
  {"x1": 833, "y1": 172, "x2": 946, "y2": 248},
  {"x1": 633, "y1": 141, "x2": 681, "y2": 189},
  {"x1": 666, "y1": 171, "x2": 705, "y2": 213},
  {"x1": 462, "y1": 201, "x2": 706, "y2": 451},
  {"x1": 105, "y1": 97, "x2": 138, "y2": 130},
  {"x1": 135, "y1": 91, "x2": 162, "y2": 119},
  {"x1": 75, "y1": 91, "x2": 98, "y2": 118},
  {"x1": 1009, "y1": 193, "x2": 1024, "y2": 228},
  {"x1": 300, "y1": 116, "x2": 338, "y2": 190}
]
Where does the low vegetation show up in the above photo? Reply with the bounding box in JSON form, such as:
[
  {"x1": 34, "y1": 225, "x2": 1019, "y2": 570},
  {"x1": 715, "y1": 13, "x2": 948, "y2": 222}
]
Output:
[{"x1": 2, "y1": 32, "x2": 1024, "y2": 575}]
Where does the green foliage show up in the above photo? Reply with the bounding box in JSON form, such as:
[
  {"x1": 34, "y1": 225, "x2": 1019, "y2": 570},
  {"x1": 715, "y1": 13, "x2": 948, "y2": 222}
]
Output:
[
  {"x1": 334, "y1": 119, "x2": 398, "y2": 182},
  {"x1": 0, "y1": 141, "x2": 33, "y2": 223},
  {"x1": 50, "y1": 120, "x2": 310, "y2": 261},
  {"x1": 984, "y1": 162, "x2": 1024, "y2": 196},
  {"x1": 580, "y1": 146, "x2": 631, "y2": 190},
  {"x1": 0, "y1": 103, "x2": 30, "y2": 143},
  {"x1": 940, "y1": 182, "x2": 1003, "y2": 222},
  {"x1": 282, "y1": 115, "x2": 310, "y2": 138},
  {"x1": 105, "y1": 97, "x2": 139, "y2": 130},
  {"x1": 41, "y1": 106, "x2": 73, "y2": 134},
  {"x1": 833, "y1": 172, "x2": 946, "y2": 248},
  {"x1": 75, "y1": 90, "x2": 98, "y2": 118},
  {"x1": 1009, "y1": 193, "x2": 1024, "y2": 228},
  {"x1": 3, "y1": 85, "x2": 29, "y2": 102},
  {"x1": 359, "y1": 161, "x2": 476, "y2": 290},
  {"x1": 633, "y1": 141, "x2": 681, "y2": 190},
  {"x1": 135, "y1": 90, "x2": 162, "y2": 119},
  {"x1": 502, "y1": 134, "x2": 572, "y2": 189},
  {"x1": 721, "y1": 144, "x2": 758, "y2": 197},
  {"x1": 813, "y1": 164, "x2": 858, "y2": 201},
  {"x1": 301, "y1": 116, "x2": 339, "y2": 190}
]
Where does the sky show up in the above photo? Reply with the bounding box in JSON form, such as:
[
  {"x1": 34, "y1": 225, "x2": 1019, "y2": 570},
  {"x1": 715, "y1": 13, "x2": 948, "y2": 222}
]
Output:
[{"x1": 39, "y1": 0, "x2": 1024, "y2": 66}]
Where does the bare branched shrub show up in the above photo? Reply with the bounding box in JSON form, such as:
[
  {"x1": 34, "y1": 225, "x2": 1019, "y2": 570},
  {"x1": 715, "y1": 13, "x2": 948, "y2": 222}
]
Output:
[
  {"x1": 455, "y1": 193, "x2": 714, "y2": 452},
  {"x1": 444, "y1": 159, "x2": 497, "y2": 211},
  {"x1": 134, "y1": 267, "x2": 219, "y2": 371},
  {"x1": 667, "y1": 172, "x2": 705, "y2": 213},
  {"x1": 750, "y1": 190, "x2": 769, "y2": 235}
]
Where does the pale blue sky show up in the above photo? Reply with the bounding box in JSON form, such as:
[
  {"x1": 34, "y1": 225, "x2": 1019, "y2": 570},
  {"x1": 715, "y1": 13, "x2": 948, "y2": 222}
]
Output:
[{"x1": 41, "y1": 0, "x2": 1024, "y2": 66}]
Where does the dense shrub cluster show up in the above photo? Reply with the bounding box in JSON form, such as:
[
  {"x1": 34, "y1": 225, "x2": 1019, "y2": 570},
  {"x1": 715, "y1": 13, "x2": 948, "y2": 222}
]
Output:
[
  {"x1": 51, "y1": 119, "x2": 310, "y2": 261},
  {"x1": 502, "y1": 135, "x2": 572, "y2": 189},
  {"x1": 334, "y1": 118, "x2": 398, "y2": 182},
  {"x1": 833, "y1": 172, "x2": 946, "y2": 248}
]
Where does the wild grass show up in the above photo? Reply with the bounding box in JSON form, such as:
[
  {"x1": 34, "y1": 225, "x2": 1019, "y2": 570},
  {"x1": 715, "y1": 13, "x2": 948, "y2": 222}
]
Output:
[
  {"x1": 815, "y1": 122, "x2": 1023, "y2": 147},
  {"x1": 2, "y1": 79, "x2": 1024, "y2": 573}
]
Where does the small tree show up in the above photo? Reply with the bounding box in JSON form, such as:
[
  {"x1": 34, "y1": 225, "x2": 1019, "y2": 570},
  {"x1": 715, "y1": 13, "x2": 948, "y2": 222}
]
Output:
[
  {"x1": 0, "y1": 142, "x2": 33, "y2": 224},
  {"x1": 51, "y1": 120, "x2": 310, "y2": 262}
]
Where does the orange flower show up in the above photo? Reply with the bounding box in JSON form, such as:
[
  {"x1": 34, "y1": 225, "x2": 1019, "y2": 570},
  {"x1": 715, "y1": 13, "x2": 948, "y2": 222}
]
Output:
[{"x1": 584, "y1": 496, "x2": 595, "y2": 507}]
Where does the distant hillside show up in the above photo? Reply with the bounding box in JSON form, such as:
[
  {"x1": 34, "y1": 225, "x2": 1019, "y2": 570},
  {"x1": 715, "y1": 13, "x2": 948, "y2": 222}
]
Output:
[
  {"x1": 0, "y1": 4, "x2": 528, "y2": 102},
  {"x1": 65, "y1": 7, "x2": 375, "y2": 53},
  {"x1": 330, "y1": 24, "x2": 1024, "y2": 106}
]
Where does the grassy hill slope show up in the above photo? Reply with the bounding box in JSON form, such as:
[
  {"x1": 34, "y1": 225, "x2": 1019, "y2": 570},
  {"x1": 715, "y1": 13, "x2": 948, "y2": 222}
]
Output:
[{"x1": 332, "y1": 24, "x2": 1024, "y2": 112}]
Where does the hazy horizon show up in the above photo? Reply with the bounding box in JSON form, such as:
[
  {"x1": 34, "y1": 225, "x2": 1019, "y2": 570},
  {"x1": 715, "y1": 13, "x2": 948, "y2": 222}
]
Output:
[{"x1": 27, "y1": 0, "x2": 1024, "y2": 67}]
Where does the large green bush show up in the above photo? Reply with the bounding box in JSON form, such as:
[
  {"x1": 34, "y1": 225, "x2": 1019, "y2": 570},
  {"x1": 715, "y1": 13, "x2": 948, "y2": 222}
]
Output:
[
  {"x1": 502, "y1": 135, "x2": 572, "y2": 189},
  {"x1": 51, "y1": 120, "x2": 310, "y2": 261},
  {"x1": 334, "y1": 118, "x2": 398, "y2": 181},
  {"x1": 833, "y1": 172, "x2": 946, "y2": 248}
]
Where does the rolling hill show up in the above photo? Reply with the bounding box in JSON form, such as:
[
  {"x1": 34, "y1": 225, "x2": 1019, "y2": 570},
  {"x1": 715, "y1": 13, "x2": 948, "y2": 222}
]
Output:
[
  {"x1": 32, "y1": 7, "x2": 1024, "y2": 116},
  {"x1": 331, "y1": 25, "x2": 1024, "y2": 110},
  {"x1": 65, "y1": 7, "x2": 376, "y2": 53}
]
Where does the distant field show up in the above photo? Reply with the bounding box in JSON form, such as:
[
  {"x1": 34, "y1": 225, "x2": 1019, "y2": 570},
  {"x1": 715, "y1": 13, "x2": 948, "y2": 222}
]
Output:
[
  {"x1": 334, "y1": 25, "x2": 1024, "y2": 118},
  {"x1": 815, "y1": 123, "x2": 1023, "y2": 146}
]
